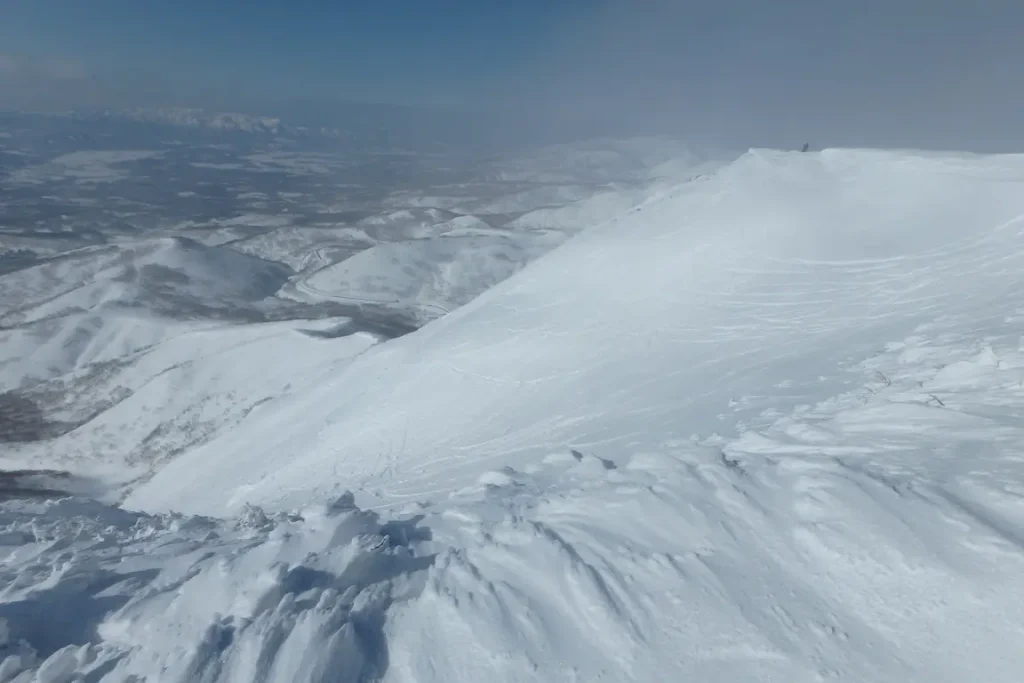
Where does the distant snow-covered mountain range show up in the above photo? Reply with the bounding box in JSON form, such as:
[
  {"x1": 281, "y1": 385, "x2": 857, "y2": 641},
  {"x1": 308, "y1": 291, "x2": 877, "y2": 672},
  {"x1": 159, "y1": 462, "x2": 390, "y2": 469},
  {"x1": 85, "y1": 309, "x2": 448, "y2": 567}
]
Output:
[{"x1": 62, "y1": 106, "x2": 362, "y2": 142}]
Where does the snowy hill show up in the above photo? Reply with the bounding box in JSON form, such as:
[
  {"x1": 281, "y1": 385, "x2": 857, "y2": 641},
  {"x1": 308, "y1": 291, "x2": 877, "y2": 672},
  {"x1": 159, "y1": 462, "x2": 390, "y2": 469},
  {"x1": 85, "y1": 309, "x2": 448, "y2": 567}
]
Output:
[
  {"x1": 0, "y1": 237, "x2": 292, "y2": 389},
  {"x1": 284, "y1": 233, "x2": 564, "y2": 318},
  {"x1": 357, "y1": 209, "x2": 462, "y2": 240},
  {"x1": 5, "y1": 148, "x2": 1024, "y2": 682},
  {"x1": 0, "y1": 237, "x2": 291, "y2": 327},
  {"x1": 225, "y1": 226, "x2": 375, "y2": 271},
  {"x1": 0, "y1": 310, "x2": 198, "y2": 391},
  {"x1": 354, "y1": 209, "x2": 499, "y2": 242}
]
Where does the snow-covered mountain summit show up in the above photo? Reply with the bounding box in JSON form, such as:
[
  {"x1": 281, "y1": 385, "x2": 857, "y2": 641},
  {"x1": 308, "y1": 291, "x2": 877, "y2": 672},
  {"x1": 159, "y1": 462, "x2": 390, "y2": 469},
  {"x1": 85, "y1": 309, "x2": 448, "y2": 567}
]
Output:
[
  {"x1": 63, "y1": 106, "x2": 356, "y2": 142},
  {"x1": 108, "y1": 107, "x2": 285, "y2": 134},
  {"x1": 131, "y1": 148, "x2": 1024, "y2": 516}
]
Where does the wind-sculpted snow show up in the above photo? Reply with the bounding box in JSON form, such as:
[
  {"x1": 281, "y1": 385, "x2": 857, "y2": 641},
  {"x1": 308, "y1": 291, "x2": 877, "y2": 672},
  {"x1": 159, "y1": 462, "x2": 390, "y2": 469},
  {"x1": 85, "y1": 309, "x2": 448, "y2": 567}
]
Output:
[
  {"x1": 395, "y1": 331, "x2": 1024, "y2": 681},
  {"x1": 0, "y1": 494, "x2": 434, "y2": 683},
  {"x1": 5, "y1": 328, "x2": 1024, "y2": 681}
]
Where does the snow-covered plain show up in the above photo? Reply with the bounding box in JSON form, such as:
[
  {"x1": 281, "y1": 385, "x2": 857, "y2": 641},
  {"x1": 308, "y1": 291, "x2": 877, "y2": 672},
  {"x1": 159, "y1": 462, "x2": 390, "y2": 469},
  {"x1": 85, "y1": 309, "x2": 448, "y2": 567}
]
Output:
[
  {"x1": 6, "y1": 150, "x2": 164, "y2": 185},
  {"x1": 5, "y1": 148, "x2": 1024, "y2": 682}
]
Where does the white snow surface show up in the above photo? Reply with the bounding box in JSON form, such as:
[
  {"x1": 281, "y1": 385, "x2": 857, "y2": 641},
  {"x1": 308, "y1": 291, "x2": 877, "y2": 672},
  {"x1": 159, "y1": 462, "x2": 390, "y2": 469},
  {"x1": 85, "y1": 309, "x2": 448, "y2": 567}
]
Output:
[{"x1": 5, "y1": 148, "x2": 1024, "y2": 682}]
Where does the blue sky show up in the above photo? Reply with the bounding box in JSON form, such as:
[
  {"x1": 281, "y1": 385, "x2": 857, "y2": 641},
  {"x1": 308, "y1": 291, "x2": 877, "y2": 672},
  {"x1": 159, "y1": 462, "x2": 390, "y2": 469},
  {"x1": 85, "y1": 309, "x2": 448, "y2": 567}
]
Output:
[
  {"x1": 0, "y1": 0, "x2": 592, "y2": 104},
  {"x1": 1, "y1": 0, "x2": 1023, "y2": 149}
]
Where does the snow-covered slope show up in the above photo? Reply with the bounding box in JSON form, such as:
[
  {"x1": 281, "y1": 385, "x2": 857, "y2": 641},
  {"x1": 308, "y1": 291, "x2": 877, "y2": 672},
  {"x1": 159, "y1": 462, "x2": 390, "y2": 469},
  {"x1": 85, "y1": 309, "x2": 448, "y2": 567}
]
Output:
[
  {"x1": 0, "y1": 310, "x2": 197, "y2": 391},
  {"x1": 6, "y1": 148, "x2": 1024, "y2": 683},
  {"x1": 132, "y1": 149, "x2": 1024, "y2": 515},
  {"x1": 508, "y1": 186, "x2": 653, "y2": 233},
  {"x1": 506, "y1": 158, "x2": 727, "y2": 233},
  {"x1": 0, "y1": 316, "x2": 382, "y2": 487}
]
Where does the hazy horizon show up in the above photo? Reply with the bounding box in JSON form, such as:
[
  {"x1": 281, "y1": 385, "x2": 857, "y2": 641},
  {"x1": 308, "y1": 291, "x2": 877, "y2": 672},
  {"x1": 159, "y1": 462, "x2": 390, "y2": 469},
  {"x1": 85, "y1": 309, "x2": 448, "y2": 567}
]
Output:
[{"x1": 1, "y1": 0, "x2": 1022, "y2": 151}]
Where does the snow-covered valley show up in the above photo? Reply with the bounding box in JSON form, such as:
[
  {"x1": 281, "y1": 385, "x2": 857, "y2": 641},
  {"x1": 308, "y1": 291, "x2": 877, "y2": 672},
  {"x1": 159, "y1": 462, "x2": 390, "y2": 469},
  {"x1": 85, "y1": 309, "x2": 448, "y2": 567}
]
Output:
[{"x1": 3, "y1": 118, "x2": 1024, "y2": 682}]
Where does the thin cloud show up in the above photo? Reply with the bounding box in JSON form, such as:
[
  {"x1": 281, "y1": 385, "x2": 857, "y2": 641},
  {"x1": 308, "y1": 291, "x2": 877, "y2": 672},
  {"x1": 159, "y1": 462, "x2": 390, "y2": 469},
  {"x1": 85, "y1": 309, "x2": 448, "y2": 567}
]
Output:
[{"x1": 522, "y1": 0, "x2": 1024, "y2": 151}]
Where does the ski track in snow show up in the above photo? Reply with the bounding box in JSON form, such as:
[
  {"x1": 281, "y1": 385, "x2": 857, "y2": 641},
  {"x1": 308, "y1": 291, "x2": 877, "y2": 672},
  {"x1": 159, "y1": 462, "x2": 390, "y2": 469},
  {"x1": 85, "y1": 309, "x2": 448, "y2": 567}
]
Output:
[{"x1": 4, "y1": 148, "x2": 1024, "y2": 682}]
